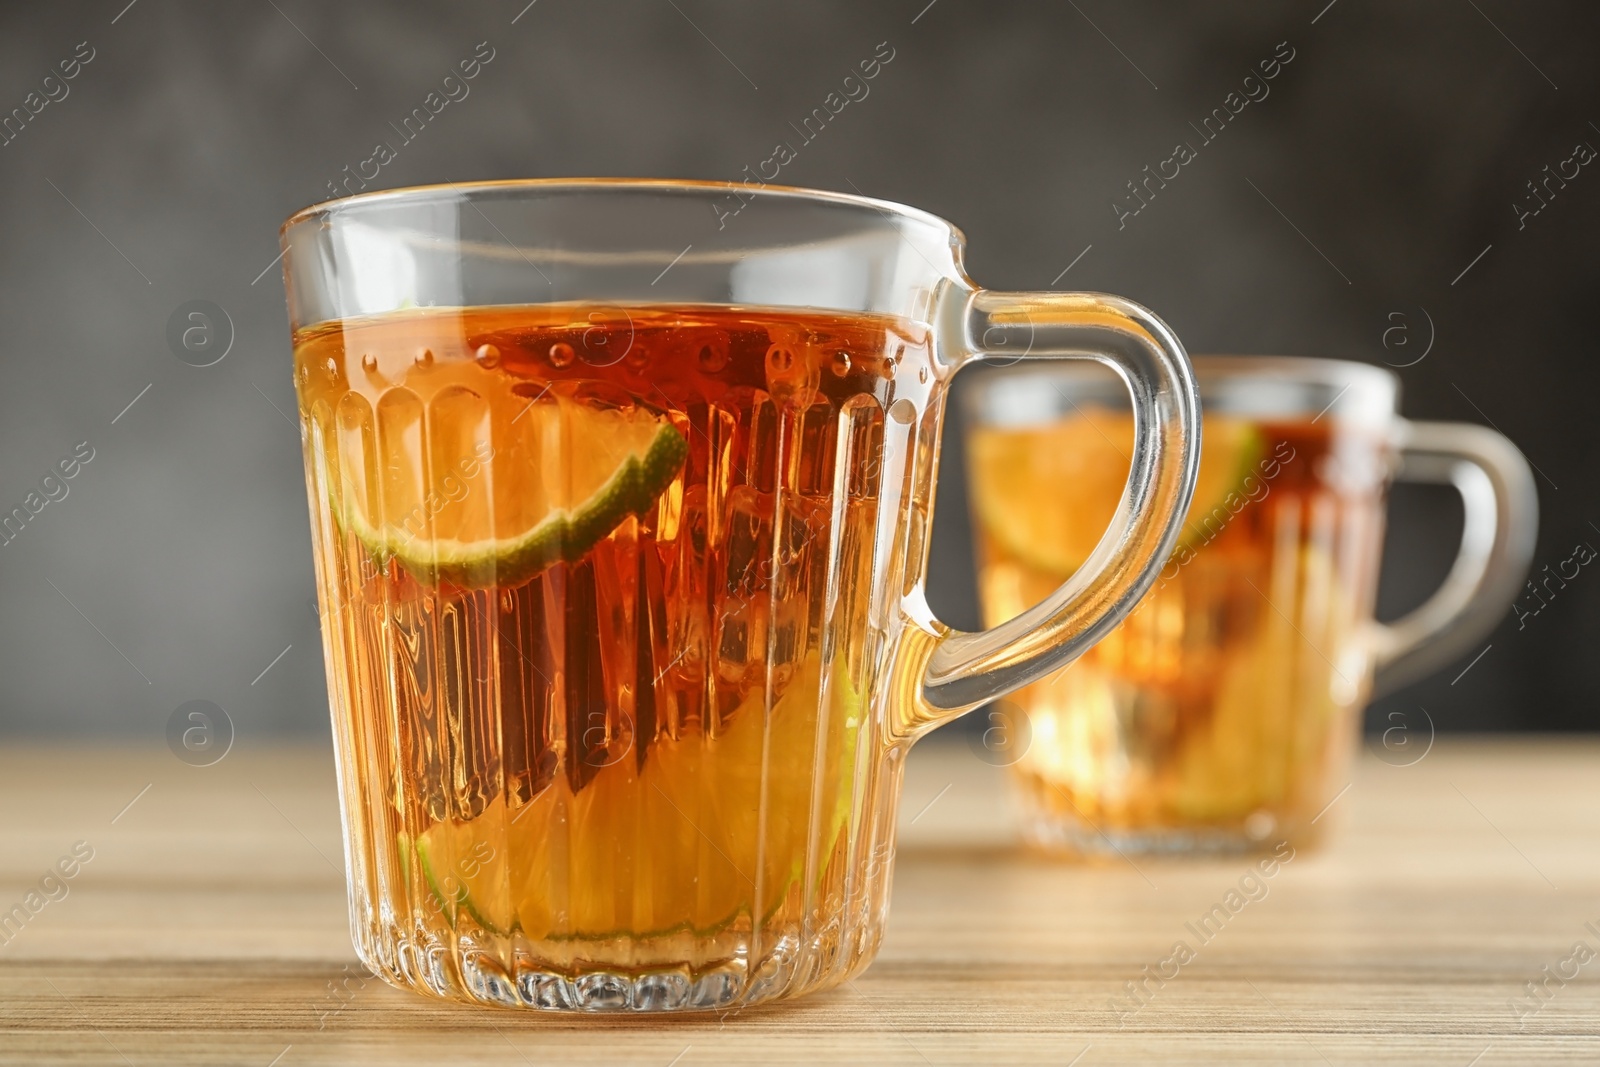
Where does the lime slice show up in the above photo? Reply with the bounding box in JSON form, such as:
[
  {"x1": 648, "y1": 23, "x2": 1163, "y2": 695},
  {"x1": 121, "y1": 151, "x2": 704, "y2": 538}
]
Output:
[
  {"x1": 968, "y1": 412, "x2": 1264, "y2": 577},
  {"x1": 340, "y1": 397, "x2": 688, "y2": 587},
  {"x1": 406, "y1": 831, "x2": 507, "y2": 936},
  {"x1": 1171, "y1": 542, "x2": 1348, "y2": 821},
  {"x1": 403, "y1": 652, "x2": 863, "y2": 941}
]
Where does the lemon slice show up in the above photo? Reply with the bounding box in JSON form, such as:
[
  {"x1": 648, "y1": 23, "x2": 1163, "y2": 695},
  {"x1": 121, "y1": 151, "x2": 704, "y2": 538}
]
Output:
[
  {"x1": 340, "y1": 396, "x2": 688, "y2": 587},
  {"x1": 968, "y1": 411, "x2": 1264, "y2": 577}
]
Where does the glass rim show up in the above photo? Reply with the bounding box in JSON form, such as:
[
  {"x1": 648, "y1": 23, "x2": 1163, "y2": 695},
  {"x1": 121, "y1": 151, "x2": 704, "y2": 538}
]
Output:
[
  {"x1": 965, "y1": 354, "x2": 1400, "y2": 425},
  {"x1": 971, "y1": 353, "x2": 1397, "y2": 388},
  {"x1": 1186, "y1": 354, "x2": 1397, "y2": 388},
  {"x1": 279, "y1": 176, "x2": 967, "y2": 245}
]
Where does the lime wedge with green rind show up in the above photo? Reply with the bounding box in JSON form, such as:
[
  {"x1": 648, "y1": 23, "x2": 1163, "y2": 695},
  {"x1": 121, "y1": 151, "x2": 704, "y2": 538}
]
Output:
[
  {"x1": 1174, "y1": 420, "x2": 1266, "y2": 550},
  {"x1": 398, "y1": 651, "x2": 863, "y2": 942},
  {"x1": 343, "y1": 418, "x2": 687, "y2": 588},
  {"x1": 404, "y1": 830, "x2": 508, "y2": 937}
]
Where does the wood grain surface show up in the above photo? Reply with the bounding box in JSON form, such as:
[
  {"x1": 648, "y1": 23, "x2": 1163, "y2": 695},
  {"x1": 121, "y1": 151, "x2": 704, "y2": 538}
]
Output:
[{"x1": 1, "y1": 735, "x2": 1597, "y2": 1065}]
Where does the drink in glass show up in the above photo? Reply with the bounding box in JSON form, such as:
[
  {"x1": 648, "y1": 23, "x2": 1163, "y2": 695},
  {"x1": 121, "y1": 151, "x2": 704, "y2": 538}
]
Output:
[
  {"x1": 282, "y1": 180, "x2": 1202, "y2": 1009},
  {"x1": 966, "y1": 358, "x2": 1536, "y2": 854},
  {"x1": 296, "y1": 304, "x2": 927, "y2": 1006}
]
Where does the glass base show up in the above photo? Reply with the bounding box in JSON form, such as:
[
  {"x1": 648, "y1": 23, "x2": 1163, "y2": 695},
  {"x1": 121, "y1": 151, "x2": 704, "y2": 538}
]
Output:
[
  {"x1": 356, "y1": 922, "x2": 878, "y2": 1013},
  {"x1": 1020, "y1": 810, "x2": 1314, "y2": 858}
]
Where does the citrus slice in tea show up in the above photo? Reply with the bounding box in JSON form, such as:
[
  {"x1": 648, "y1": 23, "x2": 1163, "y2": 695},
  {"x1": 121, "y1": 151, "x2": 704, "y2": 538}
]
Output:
[
  {"x1": 968, "y1": 411, "x2": 1263, "y2": 576},
  {"x1": 403, "y1": 655, "x2": 863, "y2": 941},
  {"x1": 1169, "y1": 540, "x2": 1350, "y2": 821},
  {"x1": 338, "y1": 393, "x2": 688, "y2": 587}
]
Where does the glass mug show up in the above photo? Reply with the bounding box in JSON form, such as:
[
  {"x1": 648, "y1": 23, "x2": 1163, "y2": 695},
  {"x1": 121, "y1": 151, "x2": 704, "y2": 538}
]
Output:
[
  {"x1": 966, "y1": 356, "x2": 1536, "y2": 855},
  {"x1": 279, "y1": 179, "x2": 1201, "y2": 1011}
]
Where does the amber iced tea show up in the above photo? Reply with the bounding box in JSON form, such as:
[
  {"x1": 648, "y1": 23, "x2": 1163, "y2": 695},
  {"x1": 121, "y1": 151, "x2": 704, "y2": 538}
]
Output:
[
  {"x1": 970, "y1": 410, "x2": 1390, "y2": 851},
  {"x1": 283, "y1": 178, "x2": 1214, "y2": 1012},
  {"x1": 296, "y1": 304, "x2": 935, "y2": 1008}
]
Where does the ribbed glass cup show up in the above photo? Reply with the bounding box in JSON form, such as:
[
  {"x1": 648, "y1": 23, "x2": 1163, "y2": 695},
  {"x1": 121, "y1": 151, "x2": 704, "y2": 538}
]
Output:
[
  {"x1": 965, "y1": 357, "x2": 1536, "y2": 855},
  {"x1": 280, "y1": 179, "x2": 1202, "y2": 1011}
]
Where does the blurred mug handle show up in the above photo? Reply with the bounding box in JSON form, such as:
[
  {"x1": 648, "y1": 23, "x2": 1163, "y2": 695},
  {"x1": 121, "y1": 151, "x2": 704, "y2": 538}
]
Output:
[
  {"x1": 1369, "y1": 420, "x2": 1539, "y2": 696},
  {"x1": 900, "y1": 290, "x2": 1200, "y2": 736}
]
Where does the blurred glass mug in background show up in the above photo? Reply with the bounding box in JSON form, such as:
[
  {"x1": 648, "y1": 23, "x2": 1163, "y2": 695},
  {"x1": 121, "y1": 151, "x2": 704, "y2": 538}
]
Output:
[
  {"x1": 280, "y1": 179, "x2": 1202, "y2": 1011},
  {"x1": 965, "y1": 357, "x2": 1537, "y2": 855}
]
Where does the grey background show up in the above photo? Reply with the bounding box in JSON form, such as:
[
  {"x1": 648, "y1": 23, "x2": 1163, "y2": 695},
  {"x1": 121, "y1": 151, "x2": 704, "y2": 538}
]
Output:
[{"x1": 0, "y1": 1, "x2": 1595, "y2": 740}]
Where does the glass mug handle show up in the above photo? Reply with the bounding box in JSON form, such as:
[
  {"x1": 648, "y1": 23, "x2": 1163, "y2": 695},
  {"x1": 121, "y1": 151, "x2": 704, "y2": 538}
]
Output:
[
  {"x1": 1369, "y1": 420, "x2": 1538, "y2": 696},
  {"x1": 914, "y1": 290, "x2": 1201, "y2": 722}
]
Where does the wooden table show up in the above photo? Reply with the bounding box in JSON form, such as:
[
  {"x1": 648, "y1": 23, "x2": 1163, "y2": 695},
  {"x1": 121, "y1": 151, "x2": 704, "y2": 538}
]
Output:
[{"x1": 2, "y1": 736, "x2": 1597, "y2": 1064}]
